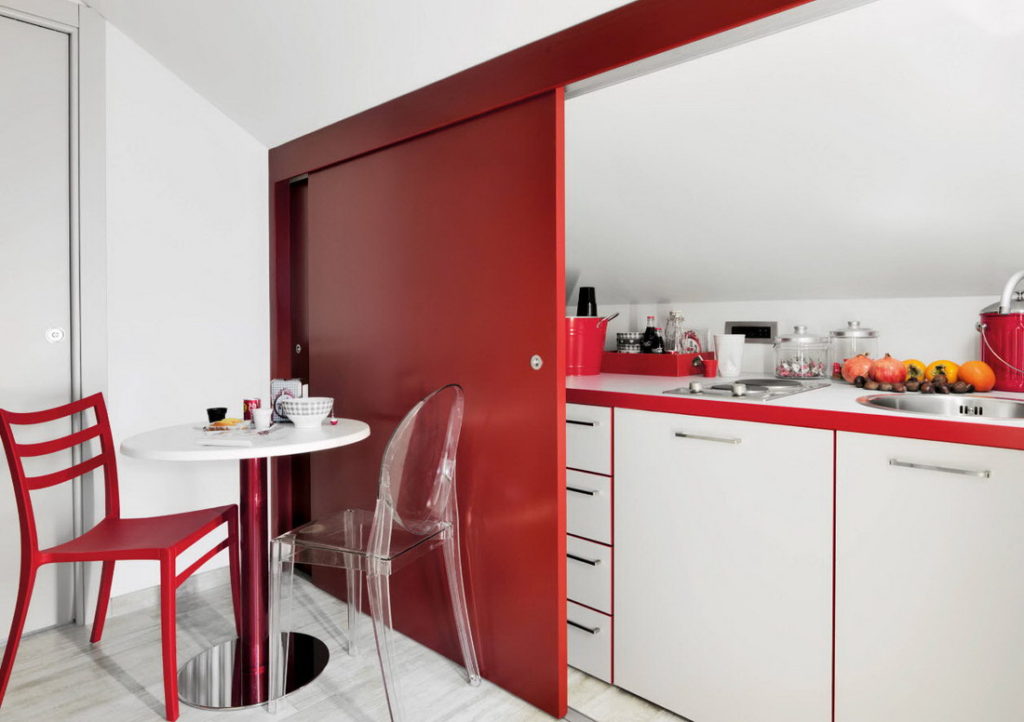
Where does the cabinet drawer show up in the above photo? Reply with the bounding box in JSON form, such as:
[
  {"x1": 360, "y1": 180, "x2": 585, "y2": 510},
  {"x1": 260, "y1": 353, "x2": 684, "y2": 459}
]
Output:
[
  {"x1": 566, "y1": 403, "x2": 611, "y2": 475},
  {"x1": 567, "y1": 535, "x2": 612, "y2": 614},
  {"x1": 567, "y1": 600, "x2": 612, "y2": 683},
  {"x1": 567, "y1": 469, "x2": 612, "y2": 545}
]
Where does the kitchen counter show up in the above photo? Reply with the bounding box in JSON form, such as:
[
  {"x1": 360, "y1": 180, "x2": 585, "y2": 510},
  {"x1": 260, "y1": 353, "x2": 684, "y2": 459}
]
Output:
[{"x1": 566, "y1": 373, "x2": 1024, "y2": 450}]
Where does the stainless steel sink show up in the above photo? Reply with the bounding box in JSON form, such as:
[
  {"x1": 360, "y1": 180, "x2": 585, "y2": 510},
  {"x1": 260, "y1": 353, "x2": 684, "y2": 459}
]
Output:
[{"x1": 858, "y1": 394, "x2": 1024, "y2": 419}]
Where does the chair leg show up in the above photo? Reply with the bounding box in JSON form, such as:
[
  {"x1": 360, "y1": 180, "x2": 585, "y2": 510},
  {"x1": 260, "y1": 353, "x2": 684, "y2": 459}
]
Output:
[
  {"x1": 442, "y1": 533, "x2": 481, "y2": 685},
  {"x1": 90, "y1": 560, "x2": 116, "y2": 643},
  {"x1": 343, "y1": 509, "x2": 362, "y2": 656},
  {"x1": 226, "y1": 515, "x2": 242, "y2": 638},
  {"x1": 345, "y1": 568, "x2": 362, "y2": 657},
  {"x1": 159, "y1": 559, "x2": 179, "y2": 722},
  {"x1": 367, "y1": 572, "x2": 403, "y2": 722},
  {"x1": 268, "y1": 536, "x2": 294, "y2": 714},
  {"x1": 0, "y1": 562, "x2": 37, "y2": 707}
]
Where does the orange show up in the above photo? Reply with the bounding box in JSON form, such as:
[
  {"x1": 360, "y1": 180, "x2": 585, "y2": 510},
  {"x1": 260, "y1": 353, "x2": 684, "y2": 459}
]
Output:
[
  {"x1": 903, "y1": 359, "x2": 926, "y2": 380},
  {"x1": 958, "y1": 360, "x2": 996, "y2": 392},
  {"x1": 925, "y1": 360, "x2": 960, "y2": 383}
]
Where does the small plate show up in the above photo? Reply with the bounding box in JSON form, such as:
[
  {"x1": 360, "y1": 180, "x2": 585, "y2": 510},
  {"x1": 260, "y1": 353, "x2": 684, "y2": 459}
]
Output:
[{"x1": 202, "y1": 420, "x2": 251, "y2": 432}]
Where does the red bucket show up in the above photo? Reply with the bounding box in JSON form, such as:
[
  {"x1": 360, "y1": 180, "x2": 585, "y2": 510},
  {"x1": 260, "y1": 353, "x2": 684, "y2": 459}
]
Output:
[{"x1": 565, "y1": 317, "x2": 608, "y2": 376}]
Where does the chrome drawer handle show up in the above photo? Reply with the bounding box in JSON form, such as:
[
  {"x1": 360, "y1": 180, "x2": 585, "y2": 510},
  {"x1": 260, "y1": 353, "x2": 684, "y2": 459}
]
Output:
[
  {"x1": 567, "y1": 485, "x2": 599, "y2": 496},
  {"x1": 567, "y1": 552, "x2": 601, "y2": 566},
  {"x1": 568, "y1": 619, "x2": 601, "y2": 635},
  {"x1": 889, "y1": 459, "x2": 990, "y2": 479},
  {"x1": 567, "y1": 419, "x2": 599, "y2": 427},
  {"x1": 674, "y1": 431, "x2": 741, "y2": 445}
]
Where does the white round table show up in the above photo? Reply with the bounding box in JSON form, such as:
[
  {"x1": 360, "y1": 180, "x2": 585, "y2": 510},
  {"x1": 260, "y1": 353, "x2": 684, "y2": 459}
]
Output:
[{"x1": 121, "y1": 419, "x2": 370, "y2": 710}]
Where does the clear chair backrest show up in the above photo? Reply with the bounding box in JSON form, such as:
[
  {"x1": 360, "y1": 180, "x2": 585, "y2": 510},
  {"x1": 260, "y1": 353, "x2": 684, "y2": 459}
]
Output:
[{"x1": 369, "y1": 384, "x2": 464, "y2": 559}]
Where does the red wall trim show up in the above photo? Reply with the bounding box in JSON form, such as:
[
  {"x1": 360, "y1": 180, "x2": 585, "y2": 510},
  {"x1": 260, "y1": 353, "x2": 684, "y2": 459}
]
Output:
[
  {"x1": 552, "y1": 84, "x2": 569, "y2": 716},
  {"x1": 831, "y1": 430, "x2": 837, "y2": 722},
  {"x1": 269, "y1": 180, "x2": 293, "y2": 379},
  {"x1": 566, "y1": 388, "x2": 1024, "y2": 451},
  {"x1": 268, "y1": 0, "x2": 812, "y2": 182}
]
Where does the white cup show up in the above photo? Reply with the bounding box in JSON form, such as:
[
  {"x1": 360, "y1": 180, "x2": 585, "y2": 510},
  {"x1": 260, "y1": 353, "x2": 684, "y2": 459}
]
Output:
[
  {"x1": 713, "y1": 334, "x2": 746, "y2": 378},
  {"x1": 252, "y1": 407, "x2": 273, "y2": 430}
]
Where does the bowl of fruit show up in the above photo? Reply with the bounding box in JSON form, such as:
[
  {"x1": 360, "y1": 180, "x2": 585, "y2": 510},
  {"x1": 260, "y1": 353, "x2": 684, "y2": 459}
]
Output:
[{"x1": 843, "y1": 354, "x2": 996, "y2": 395}]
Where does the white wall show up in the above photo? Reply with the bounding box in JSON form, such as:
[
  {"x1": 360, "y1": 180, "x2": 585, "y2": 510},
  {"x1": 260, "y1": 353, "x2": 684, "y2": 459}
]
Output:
[
  {"x1": 579, "y1": 295, "x2": 990, "y2": 376},
  {"x1": 104, "y1": 23, "x2": 268, "y2": 597},
  {"x1": 86, "y1": 0, "x2": 631, "y2": 147},
  {"x1": 567, "y1": 0, "x2": 1024, "y2": 305}
]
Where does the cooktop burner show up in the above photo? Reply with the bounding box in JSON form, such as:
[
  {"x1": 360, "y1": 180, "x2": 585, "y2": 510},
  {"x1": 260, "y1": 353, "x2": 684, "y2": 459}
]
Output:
[
  {"x1": 664, "y1": 377, "x2": 829, "y2": 402},
  {"x1": 710, "y1": 378, "x2": 807, "y2": 391}
]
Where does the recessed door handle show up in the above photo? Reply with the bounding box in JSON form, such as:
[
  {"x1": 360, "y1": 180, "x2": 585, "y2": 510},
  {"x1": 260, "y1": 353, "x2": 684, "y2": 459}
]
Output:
[
  {"x1": 567, "y1": 486, "x2": 599, "y2": 496},
  {"x1": 568, "y1": 619, "x2": 601, "y2": 635},
  {"x1": 889, "y1": 459, "x2": 990, "y2": 479},
  {"x1": 674, "y1": 431, "x2": 741, "y2": 444},
  {"x1": 567, "y1": 552, "x2": 601, "y2": 566}
]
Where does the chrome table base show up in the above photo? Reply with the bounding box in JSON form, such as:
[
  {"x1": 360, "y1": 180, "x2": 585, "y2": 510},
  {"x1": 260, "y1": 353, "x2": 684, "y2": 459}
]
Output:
[{"x1": 178, "y1": 632, "x2": 329, "y2": 710}]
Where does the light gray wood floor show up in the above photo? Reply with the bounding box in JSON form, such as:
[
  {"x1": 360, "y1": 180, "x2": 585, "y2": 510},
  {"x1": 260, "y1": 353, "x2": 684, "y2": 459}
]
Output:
[{"x1": 2, "y1": 571, "x2": 679, "y2": 721}]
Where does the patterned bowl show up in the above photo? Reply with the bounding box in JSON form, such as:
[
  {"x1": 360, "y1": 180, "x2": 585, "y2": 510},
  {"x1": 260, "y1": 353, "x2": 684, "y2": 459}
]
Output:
[{"x1": 279, "y1": 397, "x2": 333, "y2": 429}]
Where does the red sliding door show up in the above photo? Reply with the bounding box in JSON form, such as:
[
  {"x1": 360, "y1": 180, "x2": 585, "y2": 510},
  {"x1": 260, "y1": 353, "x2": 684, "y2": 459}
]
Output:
[{"x1": 304, "y1": 91, "x2": 566, "y2": 715}]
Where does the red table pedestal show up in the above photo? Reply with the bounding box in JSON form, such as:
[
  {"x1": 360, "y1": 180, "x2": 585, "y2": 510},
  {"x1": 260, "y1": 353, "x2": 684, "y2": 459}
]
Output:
[{"x1": 176, "y1": 459, "x2": 329, "y2": 709}]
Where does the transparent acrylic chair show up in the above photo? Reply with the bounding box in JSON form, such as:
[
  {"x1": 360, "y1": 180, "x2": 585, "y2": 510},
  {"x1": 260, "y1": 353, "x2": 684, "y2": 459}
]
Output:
[{"x1": 269, "y1": 384, "x2": 480, "y2": 720}]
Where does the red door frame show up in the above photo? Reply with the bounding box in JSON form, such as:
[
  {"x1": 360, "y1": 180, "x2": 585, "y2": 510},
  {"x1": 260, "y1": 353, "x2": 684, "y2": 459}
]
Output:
[
  {"x1": 268, "y1": 0, "x2": 811, "y2": 503},
  {"x1": 268, "y1": 0, "x2": 812, "y2": 714},
  {"x1": 271, "y1": 0, "x2": 812, "y2": 369}
]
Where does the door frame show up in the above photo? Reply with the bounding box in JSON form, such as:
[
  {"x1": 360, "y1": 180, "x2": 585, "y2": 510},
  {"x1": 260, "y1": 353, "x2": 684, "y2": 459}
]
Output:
[
  {"x1": 0, "y1": 0, "x2": 107, "y2": 627},
  {"x1": 266, "y1": 0, "x2": 866, "y2": 712}
]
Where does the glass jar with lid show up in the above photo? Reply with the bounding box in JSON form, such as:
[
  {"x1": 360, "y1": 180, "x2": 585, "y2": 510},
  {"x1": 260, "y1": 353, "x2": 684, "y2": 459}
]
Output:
[
  {"x1": 829, "y1": 321, "x2": 879, "y2": 379},
  {"x1": 773, "y1": 325, "x2": 829, "y2": 379}
]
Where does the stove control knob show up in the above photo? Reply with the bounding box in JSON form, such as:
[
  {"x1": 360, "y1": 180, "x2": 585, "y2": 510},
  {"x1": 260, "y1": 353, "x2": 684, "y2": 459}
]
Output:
[
  {"x1": 688, "y1": 381, "x2": 703, "y2": 394},
  {"x1": 731, "y1": 382, "x2": 748, "y2": 397}
]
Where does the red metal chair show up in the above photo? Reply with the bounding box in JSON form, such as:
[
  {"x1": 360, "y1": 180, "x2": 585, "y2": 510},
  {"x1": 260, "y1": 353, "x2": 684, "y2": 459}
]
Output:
[{"x1": 0, "y1": 393, "x2": 242, "y2": 721}]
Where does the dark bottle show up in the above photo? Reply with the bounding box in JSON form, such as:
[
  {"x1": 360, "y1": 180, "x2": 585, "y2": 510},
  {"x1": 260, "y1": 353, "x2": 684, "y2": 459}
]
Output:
[
  {"x1": 654, "y1": 327, "x2": 666, "y2": 354},
  {"x1": 576, "y1": 286, "x2": 597, "y2": 317},
  {"x1": 640, "y1": 315, "x2": 660, "y2": 354}
]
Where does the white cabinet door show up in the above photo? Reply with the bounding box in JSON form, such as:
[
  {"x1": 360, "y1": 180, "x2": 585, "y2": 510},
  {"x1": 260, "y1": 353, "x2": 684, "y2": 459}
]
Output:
[
  {"x1": 565, "y1": 403, "x2": 611, "y2": 475},
  {"x1": 615, "y1": 409, "x2": 832, "y2": 722},
  {"x1": 566, "y1": 535, "x2": 612, "y2": 614},
  {"x1": 836, "y1": 431, "x2": 1024, "y2": 722},
  {"x1": 567, "y1": 600, "x2": 612, "y2": 683},
  {"x1": 566, "y1": 469, "x2": 611, "y2": 544}
]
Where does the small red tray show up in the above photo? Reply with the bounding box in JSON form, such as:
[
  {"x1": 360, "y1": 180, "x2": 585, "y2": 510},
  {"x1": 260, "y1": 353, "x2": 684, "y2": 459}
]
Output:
[{"x1": 601, "y1": 351, "x2": 715, "y2": 377}]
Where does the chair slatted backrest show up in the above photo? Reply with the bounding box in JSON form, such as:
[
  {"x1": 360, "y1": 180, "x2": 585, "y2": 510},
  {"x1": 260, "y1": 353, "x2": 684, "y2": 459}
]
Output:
[
  {"x1": 0, "y1": 393, "x2": 120, "y2": 553},
  {"x1": 370, "y1": 384, "x2": 464, "y2": 559}
]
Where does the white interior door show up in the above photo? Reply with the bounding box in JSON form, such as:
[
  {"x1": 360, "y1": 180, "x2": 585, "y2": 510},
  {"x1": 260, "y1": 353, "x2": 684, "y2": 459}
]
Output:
[{"x1": 0, "y1": 12, "x2": 76, "y2": 637}]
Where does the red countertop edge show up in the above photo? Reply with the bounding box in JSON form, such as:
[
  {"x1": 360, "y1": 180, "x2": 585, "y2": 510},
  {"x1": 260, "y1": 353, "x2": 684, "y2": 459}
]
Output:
[{"x1": 566, "y1": 388, "x2": 1024, "y2": 451}]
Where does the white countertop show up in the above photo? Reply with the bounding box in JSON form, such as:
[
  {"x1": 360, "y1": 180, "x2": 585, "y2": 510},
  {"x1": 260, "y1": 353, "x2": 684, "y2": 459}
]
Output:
[
  {"x1": 567, "y1": 373, "x2": 1024, "y2": 428},
  {"x1": 120, "y1": 419, "x2": 371, "y2": 461}
]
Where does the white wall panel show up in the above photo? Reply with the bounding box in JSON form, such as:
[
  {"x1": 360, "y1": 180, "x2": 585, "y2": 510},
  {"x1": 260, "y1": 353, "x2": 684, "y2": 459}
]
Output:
[
  {"x1": 567, "y1": 0, "x2": 1024, "y2": 303},
  {"x1": 105, "y1": 25, "x2": 268, "y2": 597}
]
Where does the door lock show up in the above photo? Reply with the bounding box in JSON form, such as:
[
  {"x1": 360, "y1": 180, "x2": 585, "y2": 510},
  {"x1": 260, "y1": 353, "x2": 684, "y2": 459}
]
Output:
[
  {"x1": 530, "y1": 354, "x2": 543, "y2": 370},
  {"x1": 45, "y1": 327, "x2": 66, "y2": 344},
  {"x1": 295, "y1": 344, "x2": 303, "y2": 354}
]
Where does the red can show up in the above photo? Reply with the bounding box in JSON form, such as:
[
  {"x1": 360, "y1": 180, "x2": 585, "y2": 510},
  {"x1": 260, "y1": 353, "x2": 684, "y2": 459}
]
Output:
[
  {"x1": 242, "y1": 398, "x2": 261, "y2": 421},
  {"x1": 565, "y1": 317, "x2": 608, "y2": 376},
  {"x1": 978, "y1": 270, "x2": 1024, "y2": 392}
]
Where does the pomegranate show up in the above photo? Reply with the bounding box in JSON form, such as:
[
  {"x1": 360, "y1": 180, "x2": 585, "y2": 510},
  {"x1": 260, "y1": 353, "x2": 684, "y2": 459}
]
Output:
[
  {"x1": 870, "y1": 353, "x2": 907, "y2": 384},
  {"x1": 841, "y1": 354, "x2": 873, "y2": 384}
]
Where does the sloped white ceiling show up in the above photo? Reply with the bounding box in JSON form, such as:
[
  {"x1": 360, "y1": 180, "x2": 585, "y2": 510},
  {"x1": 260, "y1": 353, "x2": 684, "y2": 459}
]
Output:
[
  {"x1": 84, "y1": 0, "x2": 630, "y2": 147},
  {"x1": 566, "y1": 0, "x2": 1024, "y2": 303}
]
